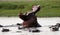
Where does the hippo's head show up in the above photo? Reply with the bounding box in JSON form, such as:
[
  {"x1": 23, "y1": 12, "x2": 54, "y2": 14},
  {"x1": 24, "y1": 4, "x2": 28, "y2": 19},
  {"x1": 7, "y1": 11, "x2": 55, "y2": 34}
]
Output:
[{"x1": 32, "y1": 5, "x2": 41, "y2": 12}]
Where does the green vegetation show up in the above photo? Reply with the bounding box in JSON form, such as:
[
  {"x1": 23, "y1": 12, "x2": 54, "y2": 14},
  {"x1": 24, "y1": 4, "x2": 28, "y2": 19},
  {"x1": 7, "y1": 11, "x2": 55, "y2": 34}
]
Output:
[{"x1": 0, "y1": 0, "x2": 60, "y2": 17}]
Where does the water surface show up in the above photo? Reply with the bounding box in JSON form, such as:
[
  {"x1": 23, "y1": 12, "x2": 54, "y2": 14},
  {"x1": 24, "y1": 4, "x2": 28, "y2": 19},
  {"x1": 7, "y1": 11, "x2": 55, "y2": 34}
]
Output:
[{"x1": 0, "y1": 17, "x2": 60, "y2": 35}]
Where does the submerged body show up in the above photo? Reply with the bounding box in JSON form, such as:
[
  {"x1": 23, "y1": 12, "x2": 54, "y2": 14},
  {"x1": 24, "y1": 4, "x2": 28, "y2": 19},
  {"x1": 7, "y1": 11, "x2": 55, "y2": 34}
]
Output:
[{"x1": 19, "y1": 5, "x2": 41, "y2": 28}]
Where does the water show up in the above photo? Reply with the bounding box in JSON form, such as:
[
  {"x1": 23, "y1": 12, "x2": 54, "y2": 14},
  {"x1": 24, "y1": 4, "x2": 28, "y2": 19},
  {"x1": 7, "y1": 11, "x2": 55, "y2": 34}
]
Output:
[{"x1": 0, "y1": 17, "x2": 60, "y2": 35}]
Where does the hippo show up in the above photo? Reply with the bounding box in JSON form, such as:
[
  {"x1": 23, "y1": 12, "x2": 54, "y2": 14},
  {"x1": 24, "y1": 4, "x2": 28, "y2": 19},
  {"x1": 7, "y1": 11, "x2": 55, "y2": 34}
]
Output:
[
  {"x1": 49, "y1": 25, "x2": 59, "y2": 31},
  {"x1": 55, "y1": 23, "x2": 60, "y2": 27},
  {"x1": 19, "y1": 5, "x2": 42, "y2": 28}
]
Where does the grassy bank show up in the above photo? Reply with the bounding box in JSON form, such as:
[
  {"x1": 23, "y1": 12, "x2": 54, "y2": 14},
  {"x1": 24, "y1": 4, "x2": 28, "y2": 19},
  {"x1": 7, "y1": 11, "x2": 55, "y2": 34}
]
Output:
[{"x1": 0, "y1": 0, "x2": 60, "y2": 17}]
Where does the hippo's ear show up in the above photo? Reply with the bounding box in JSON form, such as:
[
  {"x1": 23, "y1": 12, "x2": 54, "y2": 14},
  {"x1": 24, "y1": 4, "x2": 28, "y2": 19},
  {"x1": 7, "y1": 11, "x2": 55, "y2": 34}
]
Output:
[{"x1": 37, "y1": 5, "x2": 41, "y2": 11}]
